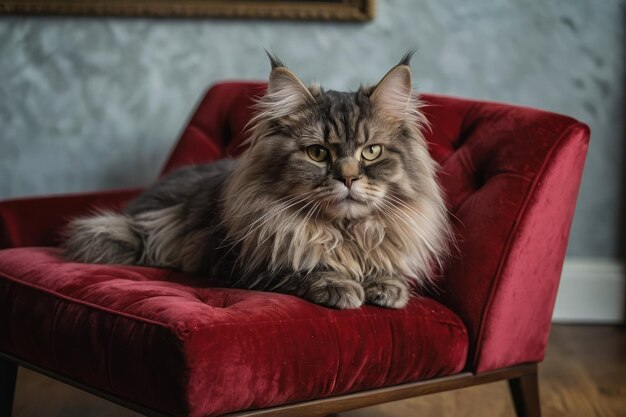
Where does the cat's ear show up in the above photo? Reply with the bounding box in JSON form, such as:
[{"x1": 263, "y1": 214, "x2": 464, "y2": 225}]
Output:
[
  {"x1": 266, "y1": 52, "x2": 314, "y2": 111},
  {"x1": 370, "y1": 52, "x2": 415, "y2": 117}
]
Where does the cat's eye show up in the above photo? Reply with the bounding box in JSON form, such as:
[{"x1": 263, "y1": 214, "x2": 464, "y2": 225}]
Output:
[
  {"x1": 362, "y1": 145, "x2": 383, "y2": 161},
  {"x1": 306, "y1": 145, "x2": 329, "y2": 162}
]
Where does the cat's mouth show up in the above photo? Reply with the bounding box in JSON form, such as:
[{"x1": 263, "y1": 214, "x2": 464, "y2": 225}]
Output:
[
  {"x1": 331, "y1": 184, "x2": 369, "y2": 204},
  {"x1": 321, "y1": 188, "x2": 372, "y2": 219},
  {"x1": 343, "y1": 193, "x2": 368, "y2": 204},
  {"x1": 327, "y1": 185, "x2": 371, "y2": 214}
]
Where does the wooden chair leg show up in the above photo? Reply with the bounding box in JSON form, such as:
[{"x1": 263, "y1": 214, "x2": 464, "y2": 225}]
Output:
[
  {"x1": 0, "y1": 357, "x2": 17, "y2": 417},
  {"x1": 508, "y1": 365, "x2": 541, "y2": 417}
]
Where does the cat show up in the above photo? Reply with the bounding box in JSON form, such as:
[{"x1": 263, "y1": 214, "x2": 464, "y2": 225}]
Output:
[{"x1": 63, "y1": 52, "x2": 452, "y2": 310}]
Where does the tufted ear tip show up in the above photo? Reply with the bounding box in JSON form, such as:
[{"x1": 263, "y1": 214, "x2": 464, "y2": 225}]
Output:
[
  {"x1": 398, "y1": 50, "x2": 416, "y2": 67},
  {"x1": 265, "y1": 49, "x2": 285, "y2": 70}
]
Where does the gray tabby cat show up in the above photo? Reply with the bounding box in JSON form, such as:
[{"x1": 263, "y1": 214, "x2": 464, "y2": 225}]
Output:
[{"x1": 64, "y1": 53, "x2": 452, "y2": 310}]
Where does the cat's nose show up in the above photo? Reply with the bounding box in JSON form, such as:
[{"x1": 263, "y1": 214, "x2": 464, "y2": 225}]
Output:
[
  {"x1": 333, "y1": 157, "x2": 361, "y2": 189},
  {"x1": 335, "y1": 175, "x2": 361, "y2": 189}
]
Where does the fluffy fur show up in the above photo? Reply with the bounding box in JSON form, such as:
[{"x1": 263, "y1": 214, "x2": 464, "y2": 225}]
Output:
[{"x1": 64, "y1": 53, "x2": 452, "y2": 309}]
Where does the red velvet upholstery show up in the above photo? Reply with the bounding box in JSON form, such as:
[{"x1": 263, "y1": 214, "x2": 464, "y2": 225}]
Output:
[
  {"x1": 0, "y1": 247, "x2": 467, "y2": 417},
  {"x1": 421, "y1": 95, "x2": 589, "y2": 372},
  {"x1": 0, "y1": 188, "x2": 141, "y2": 249},
  {"x1": 0, "y1": 82, "x2": 589, "y2": 416}
]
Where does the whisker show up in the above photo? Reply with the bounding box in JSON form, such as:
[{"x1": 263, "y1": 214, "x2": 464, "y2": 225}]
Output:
[
  {"x1": 224, "y1": 190, "x2": 317, "y2": 223},
  {"x1": 213, "y1": 191, "x2": 312, "y2": 230},
  {"x1": 221, "y1": 191, "x2": 318, "y2": 248}
]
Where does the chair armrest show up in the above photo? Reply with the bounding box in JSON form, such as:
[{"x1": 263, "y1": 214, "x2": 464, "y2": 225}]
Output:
[
  {"x1": 422, "y1": 95, "x2": 590, "y2": 373},
  {"x1": 0, "y1": 188, "x2": 142, "y2": 249}
]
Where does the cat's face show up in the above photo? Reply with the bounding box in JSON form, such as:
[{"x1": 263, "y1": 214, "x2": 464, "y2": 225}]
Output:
[{"x1": 246, "y1": 56, "x2": 432, "y2": 221}]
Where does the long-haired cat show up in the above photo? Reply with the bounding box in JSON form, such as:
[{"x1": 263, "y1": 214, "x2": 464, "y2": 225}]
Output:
[{"x1": 64, "y1": 52, "x2": 452, "y2": 309}]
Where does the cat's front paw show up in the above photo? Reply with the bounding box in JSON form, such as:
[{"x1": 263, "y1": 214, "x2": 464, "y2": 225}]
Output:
[
  {"x1": 305, "y1": 273, "x2": 364, "y2": 309},
  {"x1": 364, "y1": 278, "x2": 409, "y2": 309}
]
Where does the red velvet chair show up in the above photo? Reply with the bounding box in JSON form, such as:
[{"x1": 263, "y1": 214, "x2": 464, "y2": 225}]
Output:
[{"x1": 0, "y1": 82, "x2": 589, "y2": 417}]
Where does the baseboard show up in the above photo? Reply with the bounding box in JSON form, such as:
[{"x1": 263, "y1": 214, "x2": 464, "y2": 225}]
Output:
[{"x1": 552, "y1": 258, "x2": 625, "y2": 323}]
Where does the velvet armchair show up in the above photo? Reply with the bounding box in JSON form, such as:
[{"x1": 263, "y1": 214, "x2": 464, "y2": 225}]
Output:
[{"x1": 0, "y1": 82, "x2": 589, "y2": 417}]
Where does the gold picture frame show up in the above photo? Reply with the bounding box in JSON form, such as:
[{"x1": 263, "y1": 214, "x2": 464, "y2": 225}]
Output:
[{"x1": 0, "y1": 0, "x2": 375, "y2": 21}]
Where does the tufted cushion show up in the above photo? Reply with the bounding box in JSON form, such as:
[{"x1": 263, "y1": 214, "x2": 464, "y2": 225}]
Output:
[{"x1": 0, "y1": 247, "x2": 468, "y2": 417}]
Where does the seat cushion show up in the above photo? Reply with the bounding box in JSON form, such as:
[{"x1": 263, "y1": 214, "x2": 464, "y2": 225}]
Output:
[{"x1": 0, "y1": 247, "x2": 468, "y2": 417}]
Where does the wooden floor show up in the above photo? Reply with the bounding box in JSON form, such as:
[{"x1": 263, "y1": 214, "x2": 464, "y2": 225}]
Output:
[{"x1": 11, "y1": 325, "x2": 626, "y2": 417}]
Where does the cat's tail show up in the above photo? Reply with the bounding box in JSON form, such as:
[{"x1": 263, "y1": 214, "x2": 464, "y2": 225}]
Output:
[{"x1": 63, "y1": 211, "x2": 142, "y2": 265}]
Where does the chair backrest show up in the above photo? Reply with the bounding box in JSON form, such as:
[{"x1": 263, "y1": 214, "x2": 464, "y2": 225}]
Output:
[
  {"x1": 161, "y1": 82, "x2": 267, "y2": 175},
  {"x1": 163, "y1": 82, "x2": 589, "y2": 373}
]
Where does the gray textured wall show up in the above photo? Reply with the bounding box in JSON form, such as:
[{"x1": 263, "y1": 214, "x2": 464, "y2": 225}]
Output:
[{"x1": 0, "y1": 0, "x2": 624, "y2": 258}]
